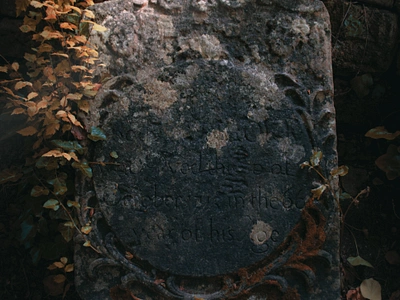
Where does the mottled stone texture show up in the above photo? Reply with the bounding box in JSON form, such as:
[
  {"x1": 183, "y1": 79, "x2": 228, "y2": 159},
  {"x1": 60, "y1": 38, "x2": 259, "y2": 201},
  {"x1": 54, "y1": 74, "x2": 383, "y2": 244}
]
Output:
[{"x1": 75, "y1": 0, "x2": 339, "y2": 299}]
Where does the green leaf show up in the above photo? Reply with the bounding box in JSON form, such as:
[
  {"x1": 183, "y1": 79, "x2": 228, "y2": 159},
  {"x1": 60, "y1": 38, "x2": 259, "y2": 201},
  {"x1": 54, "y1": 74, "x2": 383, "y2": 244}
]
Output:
[
  {"x1": 88, "y1": 126, "x2": 106, "y2": 141},
  {"x1": 347, "y1": 255, "x2": 374, "y2": 268},
  {"x1": 47, "y1": 177, "x2": 67, "y2": 196},
  {"x1": 72, "y1": 161, "x2": 92, "y2": 178},
  {"x1": 339, "y1": 192, "x2": 353, "y2": 201},
  {"x1": 35, "y1": 157, "x2": 59, "y2": 170},
  {"x1": 43, "y1": 199, "x2": 60, "y2": 211},
  {"x1": 31, "y1": 186, "x2": 50, "y2": 197},
  {"x1": 51, "y1": 140, "x2": 85, "y2": 154}
]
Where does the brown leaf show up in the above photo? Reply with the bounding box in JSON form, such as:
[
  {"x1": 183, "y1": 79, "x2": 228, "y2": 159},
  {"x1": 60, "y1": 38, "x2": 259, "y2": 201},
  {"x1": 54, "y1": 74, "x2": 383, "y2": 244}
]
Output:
[
  {"x1": 11, "y1": 108, "x2": 26, "y2": 115},
  {"x1": 16, "y1": 0, "x2": 31, "y2": 16},
  {"x1": 60, "y1": 22, "x2": 77, "y2": 30},
  {"x1": 53, "y1": 274, "x2": 66, "y2": 284},
  {"x1": 17, "y1": 126, "x2": 38, "y2": 136},
  {"x1": 27, "y1": 92, "x2": 39, "y2": 100},
  {"x1": 44, "y1": 6, "x2": 57, "y2": 21},
  {"x1": 15, "y1": 81, "x2": 32, "y2": 90},
  {"x1": 40, "y1": 30, "x2": 64, "y2": 40},
  {"x1": 385, "y1": 250, "x2": 400, "y2": 265},
  {"x1": 43, "y1": 275, "x2": 64, "y2": 296}
]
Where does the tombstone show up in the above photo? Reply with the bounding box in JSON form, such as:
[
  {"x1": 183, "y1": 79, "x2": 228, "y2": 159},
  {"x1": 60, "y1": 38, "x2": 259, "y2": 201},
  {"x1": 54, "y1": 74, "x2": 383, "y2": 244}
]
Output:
[{"x1": 74, "y1": 0, "x2": 340, "y2": 299}]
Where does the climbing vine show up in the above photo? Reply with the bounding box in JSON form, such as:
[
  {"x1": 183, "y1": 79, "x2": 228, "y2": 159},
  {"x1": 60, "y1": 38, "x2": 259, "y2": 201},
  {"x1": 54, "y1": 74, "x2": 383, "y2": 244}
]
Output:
[{"x1": 0, "y1": 0, "x2": 106, "y2": 295}]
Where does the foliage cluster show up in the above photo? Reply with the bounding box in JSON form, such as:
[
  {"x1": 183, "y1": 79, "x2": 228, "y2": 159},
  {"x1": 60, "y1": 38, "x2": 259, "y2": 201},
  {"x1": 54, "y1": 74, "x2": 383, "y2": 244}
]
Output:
[{"x1": 0, "y1": 0, "x2": 107, "y2": 296}]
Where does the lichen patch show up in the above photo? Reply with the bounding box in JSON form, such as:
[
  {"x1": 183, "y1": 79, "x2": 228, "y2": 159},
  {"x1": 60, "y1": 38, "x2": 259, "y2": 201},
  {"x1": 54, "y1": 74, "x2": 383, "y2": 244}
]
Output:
[
  {"x1": 250, "y1": 221, "x2": 272, "y2": 245},
  {"x1": 206, "y1": 129, "x2": 229, "y2": 152}
]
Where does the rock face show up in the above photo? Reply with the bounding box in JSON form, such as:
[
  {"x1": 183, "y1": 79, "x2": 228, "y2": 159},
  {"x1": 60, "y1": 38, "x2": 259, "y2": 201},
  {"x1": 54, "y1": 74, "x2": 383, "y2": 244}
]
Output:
[
  {"x1": 75, "y1": 0, "x2": 339, "y2": 299},
  {"x1": 324, "y1": 0, "x2": 398, "y2": 75}
]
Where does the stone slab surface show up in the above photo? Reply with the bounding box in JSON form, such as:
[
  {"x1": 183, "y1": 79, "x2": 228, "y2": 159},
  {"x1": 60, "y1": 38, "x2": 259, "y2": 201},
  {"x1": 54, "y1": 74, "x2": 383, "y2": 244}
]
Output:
[{"x1": 75, "y1": 0, "x2": 340, "y2": 299}]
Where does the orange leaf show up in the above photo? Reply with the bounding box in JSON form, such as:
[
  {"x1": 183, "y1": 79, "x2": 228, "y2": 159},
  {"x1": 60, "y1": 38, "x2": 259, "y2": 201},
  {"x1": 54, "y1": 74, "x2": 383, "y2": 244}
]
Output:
[
  {"x1": 51, "y1": 53, "x2": 69, "y2": 58},
  {"x1": 17, "y1": 126, "x2": 38, "y2": 136},
  {"x1": 15, "y1": 81, "x2": 33, "y2": 90},
  {"x1": 83, "y1": 10, "x2": 95, "y2": 19},
  {"x1": 56, "y1": 110, "x2": 67, "y2": 118},
  {"x1": 27, "y1": 106, "x2": 38, "y2": 117},
  {"x1": 27, "y1": 92, "x2": 39, "y2": 100},
  {"x1": 11, "y1": 108, "x2": 26, "y2": 115},
  {"x1": 67, "y1": 113, "x2": 83, "y2": 128},
  {"x1": 37, "y1": 99, "x2": 48, "y2": 110},
  {"x1": 11, "y1": 62, "x2": 19, "y2": 71},
  {"x1": 60, "y1": 22, "x2": 78, "y2": 30},
  {"x1": 44, "y1": 6, "x2": 57, "y2": 21}
]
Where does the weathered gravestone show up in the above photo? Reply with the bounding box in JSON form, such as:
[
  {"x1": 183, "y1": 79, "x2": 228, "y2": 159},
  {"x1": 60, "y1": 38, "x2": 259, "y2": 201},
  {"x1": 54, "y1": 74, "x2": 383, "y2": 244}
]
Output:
[{"x1": 75, "y1": 0, "x2": 340, "y2": 298}]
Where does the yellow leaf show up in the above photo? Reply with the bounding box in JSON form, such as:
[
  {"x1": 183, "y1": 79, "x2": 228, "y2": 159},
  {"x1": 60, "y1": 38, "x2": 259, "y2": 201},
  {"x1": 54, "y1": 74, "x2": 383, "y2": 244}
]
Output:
[
  {"x1": 83, "y1": 9, "x2": 95, "y2": 19},
  {"x1": 27, "y1": 92, "x2": 39, "y2": 100},
  {"x1": 11, "y1": 62, "x2": 19, "y2": 71},
  {"x1": 81, "y1": 226, "x2": 92, "y2": 234},
  {"x1": 17, "y1": 126, "x2": 38, "y2": 136},
  {"x1": 11, "y1": 108, "x2": 26, "y2": 115},
  {"x1": 42, "y1": 150, "x2": 61, "y2": 157},
  {"x1": 30, "y1": 1, "x2": 44, "y2": 8},
  {"x1": 81, "y1": 20, "x2": 107, "y2": 32},
  {"x1": 53, "y1": 274, "x2": 66, "y2": 284}
]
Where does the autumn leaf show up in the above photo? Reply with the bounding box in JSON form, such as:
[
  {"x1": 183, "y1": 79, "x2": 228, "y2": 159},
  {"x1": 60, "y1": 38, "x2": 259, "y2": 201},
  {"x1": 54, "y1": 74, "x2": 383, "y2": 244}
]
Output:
[
  {"x1": 311, "y1": 184, "x2": 327, "y2": 200},
  {"x1": 43, "y1": 199, "x2": 60, "y2": 211},
  {"x1": 310, "y1": 150, "x2": 323, "y2": 167},
  {"x1": 31, "y1": 186, "x2": 50, "y2": 197},
  {"x1": 81, "y1": 225, "x2": 92, "y2": 234},
  {"x1": 17, "y1": 126, "x2": 38, "y2": 136},
  {"x1": 11, "y1": 108, "x2": 26, "y2": 115},
  {"x1": 67, "y1": 200, "x2": 80, "y2": 208},
  {"x1": 0, "y1": 167, "x2": 23, "y2": 184},
  {"x1": 15, "y1": 81, "x2": 33, "y2": 90},
  {"x1": 30, "y1": 0, "x2": 44, "y2": 8},
  {"x1": 81, "y1": 20, "x2": 107, "y2": 32},
  {"x1": 60, "y1": 22, "x2": 78, "y2": 30},
  {"x1": 40, "y1": 30, "x2": 64, "y2": 40},
  {"x1": 347, "y1": 256, "x2": 373, "y2": 268},
  {"x1": 53, "y1": 274, "x2": 66, "y2": 284},
  {"x1": 360, "y1": 278, "x2": 381, "y2": 300},
  {"x1": 16, "y1": 0, "x2": 30, "y2": 16},
  {"x1": 365, "y1": 126, "x2": 400, "y2": 140},
  {"x1": 64, "y1": 264, "x2": 74, "y2": 272}
]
